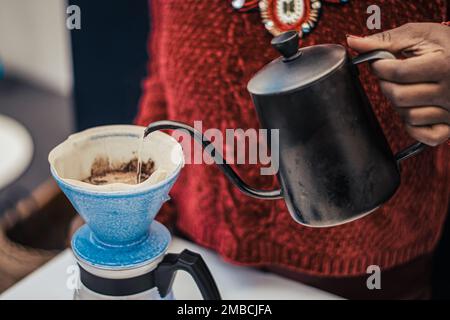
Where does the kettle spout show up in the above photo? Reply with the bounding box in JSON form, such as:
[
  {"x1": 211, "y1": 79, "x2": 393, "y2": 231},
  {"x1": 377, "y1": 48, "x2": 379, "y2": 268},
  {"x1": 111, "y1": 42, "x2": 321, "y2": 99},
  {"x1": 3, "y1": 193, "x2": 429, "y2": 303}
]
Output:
[{"x1": 144, "y1": 120, "x2": 283, "y2": 200}]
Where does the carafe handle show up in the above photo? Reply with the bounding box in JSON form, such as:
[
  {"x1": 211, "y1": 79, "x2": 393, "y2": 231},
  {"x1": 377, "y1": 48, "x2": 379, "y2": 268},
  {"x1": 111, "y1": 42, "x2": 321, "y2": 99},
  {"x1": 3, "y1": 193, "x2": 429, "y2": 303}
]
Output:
[
  {"x1": 144, "y1": 120, "x2": 283, "y2": 199},
  {"x1": 154, "y1": 249, "x2": 222, "y2": 300},
  {"x1": 352, "y1": 50, "x2": 427, "y2": 162}
]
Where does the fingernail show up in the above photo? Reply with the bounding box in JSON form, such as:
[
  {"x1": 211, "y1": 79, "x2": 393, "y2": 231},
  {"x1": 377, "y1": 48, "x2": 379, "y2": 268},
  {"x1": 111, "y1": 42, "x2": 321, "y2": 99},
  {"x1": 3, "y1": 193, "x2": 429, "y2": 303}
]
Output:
[{"x1": 346, "y1": 34, "x2": 364, "y2": 39}]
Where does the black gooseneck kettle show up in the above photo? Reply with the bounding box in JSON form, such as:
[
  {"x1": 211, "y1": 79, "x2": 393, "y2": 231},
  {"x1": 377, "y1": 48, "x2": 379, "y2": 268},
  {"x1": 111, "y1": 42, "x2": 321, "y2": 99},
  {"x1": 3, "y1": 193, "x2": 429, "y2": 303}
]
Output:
[{"x1": 144, "y1": 31, "x2": 426, "y2": 227}]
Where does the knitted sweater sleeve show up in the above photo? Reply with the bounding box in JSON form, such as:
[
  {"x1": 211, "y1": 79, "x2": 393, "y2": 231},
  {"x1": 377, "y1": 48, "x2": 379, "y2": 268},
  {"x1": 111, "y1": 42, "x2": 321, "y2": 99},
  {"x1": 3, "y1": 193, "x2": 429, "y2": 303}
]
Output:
[{"x1": 135, "y1": 0, "x2": 177, "y2": 228}]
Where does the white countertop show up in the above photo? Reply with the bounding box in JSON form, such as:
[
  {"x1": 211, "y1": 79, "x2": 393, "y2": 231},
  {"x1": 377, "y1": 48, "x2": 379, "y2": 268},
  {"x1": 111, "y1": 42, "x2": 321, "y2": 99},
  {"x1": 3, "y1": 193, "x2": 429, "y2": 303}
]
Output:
[{"x1": 0, "y1": 237, "x2": 340, "y2": 300}]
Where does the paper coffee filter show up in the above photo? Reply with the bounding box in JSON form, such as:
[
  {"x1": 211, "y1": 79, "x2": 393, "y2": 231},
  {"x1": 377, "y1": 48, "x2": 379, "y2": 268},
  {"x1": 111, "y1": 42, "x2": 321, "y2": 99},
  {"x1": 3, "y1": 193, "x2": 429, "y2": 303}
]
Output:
[{"x1": 48, "y1": 125, "x2": 184, "y2": 192}]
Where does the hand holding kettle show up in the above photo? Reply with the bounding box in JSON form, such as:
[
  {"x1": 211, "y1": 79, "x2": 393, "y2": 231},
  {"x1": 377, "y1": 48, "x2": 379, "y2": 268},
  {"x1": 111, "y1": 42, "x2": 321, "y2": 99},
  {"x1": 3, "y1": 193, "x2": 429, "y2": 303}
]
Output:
[
  {"x1": 145, "y1": 25, "x2": 445, "y2": 227},
  {"x1": 347, "y1": 22, "x2": 450, "y2": 146}
]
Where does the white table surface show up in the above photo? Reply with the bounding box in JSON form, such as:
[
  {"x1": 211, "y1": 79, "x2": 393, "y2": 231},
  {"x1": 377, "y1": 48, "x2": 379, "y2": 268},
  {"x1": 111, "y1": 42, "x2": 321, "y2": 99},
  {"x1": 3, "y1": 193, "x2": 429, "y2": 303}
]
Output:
[{"x1": 0, "y1": 237, "x2": 340, "y2": 300}]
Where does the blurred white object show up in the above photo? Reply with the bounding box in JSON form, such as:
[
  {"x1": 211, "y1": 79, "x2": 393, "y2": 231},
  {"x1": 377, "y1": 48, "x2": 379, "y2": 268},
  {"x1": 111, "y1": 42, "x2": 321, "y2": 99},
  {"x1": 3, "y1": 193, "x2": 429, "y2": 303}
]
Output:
[
  {"x1": 0, "y1": 114, "x2": 33, "y2": 190},
  {"x1": 0, "y1": 0, "x2": 73, "y2": 96}
]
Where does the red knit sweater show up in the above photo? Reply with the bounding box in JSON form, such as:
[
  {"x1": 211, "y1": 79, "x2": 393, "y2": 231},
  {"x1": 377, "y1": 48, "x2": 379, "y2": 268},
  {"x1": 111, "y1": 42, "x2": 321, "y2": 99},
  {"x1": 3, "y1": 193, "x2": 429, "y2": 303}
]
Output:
[{"x1": 136, "y1": 0, "x2": 449, "y2": 276}]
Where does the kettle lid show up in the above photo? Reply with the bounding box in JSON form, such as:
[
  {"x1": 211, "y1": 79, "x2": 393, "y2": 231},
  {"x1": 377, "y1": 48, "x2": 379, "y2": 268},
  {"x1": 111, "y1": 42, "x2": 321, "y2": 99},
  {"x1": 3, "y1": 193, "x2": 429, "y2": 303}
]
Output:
[{"x1": 247, "y1": 31, "x2": 347, "y2": 95}]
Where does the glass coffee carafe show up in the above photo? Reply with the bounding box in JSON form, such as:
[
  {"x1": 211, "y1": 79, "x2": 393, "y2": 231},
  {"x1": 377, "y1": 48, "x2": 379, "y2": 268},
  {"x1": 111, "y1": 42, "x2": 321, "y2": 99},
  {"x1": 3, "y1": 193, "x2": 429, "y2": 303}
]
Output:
[{"x1": 73, "y1": 249, "x2": 221, "y2": 300}]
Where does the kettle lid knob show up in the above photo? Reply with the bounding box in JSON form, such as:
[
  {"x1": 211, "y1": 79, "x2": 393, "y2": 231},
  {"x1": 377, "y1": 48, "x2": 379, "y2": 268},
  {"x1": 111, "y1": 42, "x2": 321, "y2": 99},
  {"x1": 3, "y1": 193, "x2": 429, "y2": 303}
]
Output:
[{"x1": 271, "y1": 31, "x2": 300, "y2": 60}]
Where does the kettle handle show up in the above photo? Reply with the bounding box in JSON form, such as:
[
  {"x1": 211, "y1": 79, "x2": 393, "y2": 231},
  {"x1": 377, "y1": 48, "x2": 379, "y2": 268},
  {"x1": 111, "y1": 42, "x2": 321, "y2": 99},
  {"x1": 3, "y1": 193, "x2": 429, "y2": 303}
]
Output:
[
  {"x1": 144, "y1": 120, "x2": 283, "y2": 199},
  {"x1": 352, "y1": 50, "x2": 427, "y2": 162},
  {"x1": 154, "y1": 249, "x2": 222, "y2": 300}
]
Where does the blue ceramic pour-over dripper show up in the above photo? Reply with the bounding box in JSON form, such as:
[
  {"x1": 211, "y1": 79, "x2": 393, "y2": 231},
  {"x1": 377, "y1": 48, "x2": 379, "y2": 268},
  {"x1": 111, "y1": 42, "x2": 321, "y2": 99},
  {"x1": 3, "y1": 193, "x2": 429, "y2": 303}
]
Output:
[{"x1": 48, "y1": 125, "x2": 184, "y2": 269}]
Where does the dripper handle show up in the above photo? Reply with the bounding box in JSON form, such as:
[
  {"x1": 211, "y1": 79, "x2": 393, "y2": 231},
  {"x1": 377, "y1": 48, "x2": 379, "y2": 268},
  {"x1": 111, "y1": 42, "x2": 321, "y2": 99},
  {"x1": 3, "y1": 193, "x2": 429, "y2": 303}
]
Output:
[{"x1": 154, "y1": 249, "x2": 222, "y2": 300}]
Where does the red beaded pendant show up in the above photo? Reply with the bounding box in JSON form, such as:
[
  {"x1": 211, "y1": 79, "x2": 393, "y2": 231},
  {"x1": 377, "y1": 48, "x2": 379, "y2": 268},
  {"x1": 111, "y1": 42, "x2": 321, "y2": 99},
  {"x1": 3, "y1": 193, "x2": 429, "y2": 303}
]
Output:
[{"x1": 231, "y1": 0, "x2": 348, "y2": 37}]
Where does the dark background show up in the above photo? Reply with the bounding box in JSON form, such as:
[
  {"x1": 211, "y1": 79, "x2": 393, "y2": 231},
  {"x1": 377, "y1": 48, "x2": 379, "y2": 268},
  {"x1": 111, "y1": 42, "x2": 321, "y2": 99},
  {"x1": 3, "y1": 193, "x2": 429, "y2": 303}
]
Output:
[
  {"x1": 69, "y1": 0, "x2": 150, "y2": 130},
  {"x1": 64, "y1": 0, "x2": 450, "y2": 299}
]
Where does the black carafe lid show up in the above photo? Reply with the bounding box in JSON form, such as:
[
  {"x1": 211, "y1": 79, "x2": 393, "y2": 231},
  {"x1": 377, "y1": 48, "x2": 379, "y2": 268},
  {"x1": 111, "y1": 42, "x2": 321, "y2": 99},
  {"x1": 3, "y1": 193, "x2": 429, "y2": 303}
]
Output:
[{"x1": 247, "y1": 31, "x2": 347, "y2": 95}]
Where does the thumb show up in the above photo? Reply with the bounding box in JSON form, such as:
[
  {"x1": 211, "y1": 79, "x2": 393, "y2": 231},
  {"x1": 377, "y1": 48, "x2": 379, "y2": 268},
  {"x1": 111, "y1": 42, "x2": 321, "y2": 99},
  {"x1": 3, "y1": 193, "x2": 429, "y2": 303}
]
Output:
[{"x1": 347, "y1": 23, "x2": 428, "y2": 53}]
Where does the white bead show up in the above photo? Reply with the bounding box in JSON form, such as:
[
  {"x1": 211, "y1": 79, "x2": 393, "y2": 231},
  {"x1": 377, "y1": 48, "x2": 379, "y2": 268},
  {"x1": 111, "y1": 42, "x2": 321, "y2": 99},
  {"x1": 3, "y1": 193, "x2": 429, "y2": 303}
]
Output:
[
  {"x1": 259, "y1": 1, "x2": 267, "y2": 10},
  {"x1": 311, "y1": 1, "x2": 321, "y2": 9},
  {"x1": 265, "y1": 20, "x2": 274, "y2": 29},
  {"x1": 231, "y1": 0, "x2": 245, "y2": 9}
]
